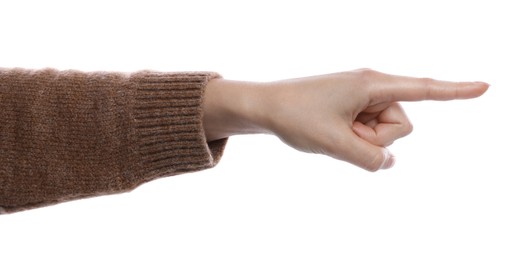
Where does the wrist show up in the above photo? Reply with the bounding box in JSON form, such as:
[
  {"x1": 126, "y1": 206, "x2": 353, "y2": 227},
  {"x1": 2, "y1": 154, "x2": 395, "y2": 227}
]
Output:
[{"x1": 202, "y1": 78, "x2": 272, "y2": 141}]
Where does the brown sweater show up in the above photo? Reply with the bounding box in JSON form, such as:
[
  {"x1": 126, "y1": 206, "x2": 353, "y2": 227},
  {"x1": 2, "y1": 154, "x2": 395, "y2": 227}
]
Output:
[{"x1": 0, "y1": 68, "x2": 227, "y2": 214}]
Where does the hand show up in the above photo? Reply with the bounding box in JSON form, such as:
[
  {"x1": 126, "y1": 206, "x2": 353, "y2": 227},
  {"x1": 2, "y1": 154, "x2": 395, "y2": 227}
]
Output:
[{"x1": 202, "y1": 69, "x2": 489, "y2": 171}]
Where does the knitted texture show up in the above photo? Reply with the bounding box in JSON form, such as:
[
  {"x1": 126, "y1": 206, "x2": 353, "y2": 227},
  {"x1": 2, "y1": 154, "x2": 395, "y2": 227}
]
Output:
[{"x1": 0, "y1": 68, "x2": 227, "y2": 214}]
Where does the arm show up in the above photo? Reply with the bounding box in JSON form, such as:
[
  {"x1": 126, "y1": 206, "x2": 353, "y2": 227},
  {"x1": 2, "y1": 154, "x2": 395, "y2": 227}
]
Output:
[
  {"x1": 0, "y1": 68, "x2": 488, "y2": 214},
  {"x1": 202, "y1": 69, "x2": 489, "y2": 171}
]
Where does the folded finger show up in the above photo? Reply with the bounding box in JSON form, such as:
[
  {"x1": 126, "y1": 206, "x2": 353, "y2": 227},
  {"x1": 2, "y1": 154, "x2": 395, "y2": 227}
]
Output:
[{"x1": 352, "y1": 103, "x2": 412, "y2": 146}]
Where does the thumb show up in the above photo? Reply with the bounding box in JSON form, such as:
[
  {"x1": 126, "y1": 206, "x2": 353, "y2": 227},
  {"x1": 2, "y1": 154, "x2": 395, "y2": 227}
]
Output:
[{"x1": 336, "y1": 131, "x2": 395, "y2": 171}]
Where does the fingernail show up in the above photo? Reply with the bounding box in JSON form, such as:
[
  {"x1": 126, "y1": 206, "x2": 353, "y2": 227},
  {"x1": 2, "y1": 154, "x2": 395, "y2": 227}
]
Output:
[
  {"x1": 380, "y1": 148, "x2": 395, "y2": 170},
  {"x1": 474, "y1": 81, "x2": 490, "y2": 87}
]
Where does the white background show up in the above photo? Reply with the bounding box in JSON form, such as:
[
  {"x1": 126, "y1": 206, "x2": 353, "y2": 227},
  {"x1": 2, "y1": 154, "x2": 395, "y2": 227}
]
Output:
[{"x1": 1, "y1": 0, "x2": 517, "y2": 259}]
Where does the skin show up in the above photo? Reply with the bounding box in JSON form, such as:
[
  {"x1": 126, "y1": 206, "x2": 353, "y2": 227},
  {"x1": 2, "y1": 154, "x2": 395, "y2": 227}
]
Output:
[{"x1": 202, "y1": 69, "x2": 489, "y2": 172}]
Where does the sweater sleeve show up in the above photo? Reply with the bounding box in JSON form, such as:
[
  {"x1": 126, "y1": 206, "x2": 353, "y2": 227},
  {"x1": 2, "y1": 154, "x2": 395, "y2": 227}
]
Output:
[{"x1": 0, "y1": 68, "x2": 227, "y2": 214}]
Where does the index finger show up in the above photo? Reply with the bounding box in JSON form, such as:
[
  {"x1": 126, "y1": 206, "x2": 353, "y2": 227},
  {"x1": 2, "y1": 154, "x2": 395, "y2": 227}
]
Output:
[{"x1": 374, "y1": 73, "x2": 490, "y2": 102}]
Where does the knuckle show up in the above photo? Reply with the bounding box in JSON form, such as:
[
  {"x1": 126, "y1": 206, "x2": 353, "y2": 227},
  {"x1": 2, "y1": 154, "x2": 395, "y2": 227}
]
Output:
[
  {"x1": 353, "y1": 68, "x2": 381, "y2": 89},
  {"x1": 401, "y1": 121, "x2": 414, "y2": 136},
  {"x1": 355, "y1": 67, "x2": 374, "y2": 73},
  {"x1": 420, "y1": 77, "x2": 435, "y2": 88},
  {"x1": 419, "y1": 77, "x2": 436, "y2": 98},
  {"x1": 356, "y1": 68, "x2": 379, "y2": 78},
  {"x1": 406, "y1": 122, "x2": 414, "y2": 135}
]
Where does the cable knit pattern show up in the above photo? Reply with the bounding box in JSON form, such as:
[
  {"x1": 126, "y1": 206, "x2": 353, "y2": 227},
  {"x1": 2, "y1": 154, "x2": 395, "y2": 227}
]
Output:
[{"x1": 0, "y1": 68, "x2": 227, "y2": 214}]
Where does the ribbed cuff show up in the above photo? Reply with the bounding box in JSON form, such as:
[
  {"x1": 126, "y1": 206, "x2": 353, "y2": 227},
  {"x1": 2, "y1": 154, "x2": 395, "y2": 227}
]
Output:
[{"x1": 129, "y1": 71, "x2": 228, "y2": 187}]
